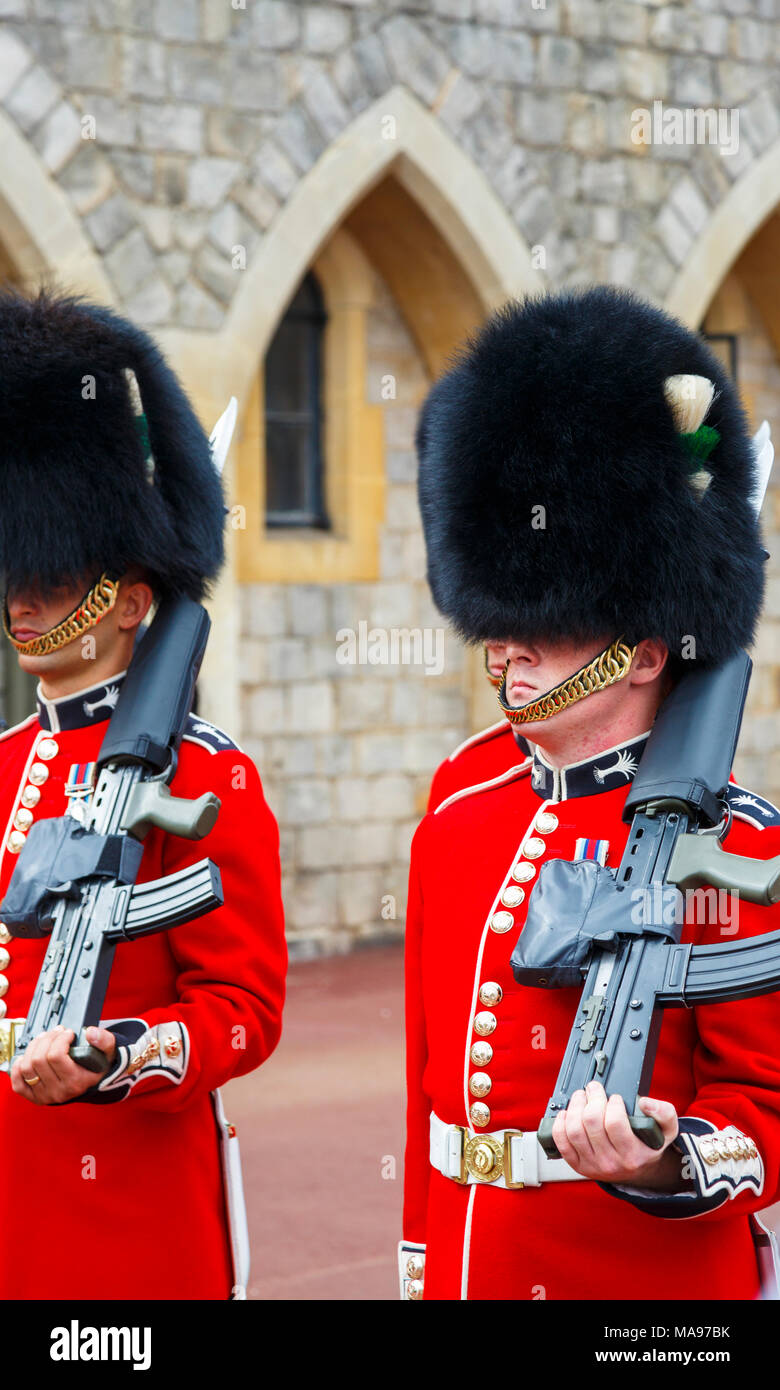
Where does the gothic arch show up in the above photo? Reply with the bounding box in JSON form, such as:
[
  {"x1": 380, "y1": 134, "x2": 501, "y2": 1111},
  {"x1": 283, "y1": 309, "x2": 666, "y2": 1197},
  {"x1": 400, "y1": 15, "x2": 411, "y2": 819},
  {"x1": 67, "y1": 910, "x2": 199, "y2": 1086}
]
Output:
[
  {"x1": 221, "y1": 85, "x2": 543, "y2": 409},
  {"x1": 665, "y1": 136, "x2": 780, "y2": 329},
  {"x1": 0, "y1": 107, "x2": 112, "y2": 299}
]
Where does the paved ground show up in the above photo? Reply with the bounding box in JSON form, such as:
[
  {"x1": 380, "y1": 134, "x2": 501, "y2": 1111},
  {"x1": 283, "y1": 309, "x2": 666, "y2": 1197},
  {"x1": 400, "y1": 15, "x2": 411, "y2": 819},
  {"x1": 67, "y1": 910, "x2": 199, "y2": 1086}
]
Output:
[{"x1": 221, "y1": 942, "x2": 405, "y2": 1301}]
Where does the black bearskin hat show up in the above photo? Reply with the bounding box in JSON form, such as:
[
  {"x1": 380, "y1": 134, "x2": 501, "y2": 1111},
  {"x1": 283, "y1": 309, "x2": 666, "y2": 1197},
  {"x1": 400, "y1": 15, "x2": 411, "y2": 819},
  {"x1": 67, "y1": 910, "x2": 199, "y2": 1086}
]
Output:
[
  {"x1": 417, "y1": 286, "x2": 765, "y2": 668},
  {"x1": 0, "y1": 288, "x2": 225, "y2": 601}
]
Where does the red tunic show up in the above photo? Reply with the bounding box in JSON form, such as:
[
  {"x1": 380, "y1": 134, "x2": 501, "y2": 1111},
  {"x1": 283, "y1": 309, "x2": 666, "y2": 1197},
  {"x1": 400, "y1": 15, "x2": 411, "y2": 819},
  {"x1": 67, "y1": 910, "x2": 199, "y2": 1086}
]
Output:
[
  {"x1": 404, "y1": 735, "x2": 780, "y2": 1301},
  {"x1": 0, "y1": 677, "x2": 286, "y2": 1300},
  {"x1": 427, "y1": 720, "x2": 530, "y2": 812}
]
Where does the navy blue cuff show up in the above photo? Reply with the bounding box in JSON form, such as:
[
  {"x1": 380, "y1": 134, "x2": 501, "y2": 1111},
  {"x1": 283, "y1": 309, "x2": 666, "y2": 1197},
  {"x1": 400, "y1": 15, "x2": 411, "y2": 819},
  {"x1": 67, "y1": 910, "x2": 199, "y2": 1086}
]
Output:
[{"x1": 597, "y1": 1117, "x2": 764, "y2": 1219}]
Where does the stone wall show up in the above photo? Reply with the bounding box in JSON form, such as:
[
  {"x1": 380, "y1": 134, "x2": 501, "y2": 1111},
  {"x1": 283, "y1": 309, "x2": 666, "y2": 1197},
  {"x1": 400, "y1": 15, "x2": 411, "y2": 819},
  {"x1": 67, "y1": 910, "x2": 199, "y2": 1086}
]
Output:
[
  {"x1": 1, "y1": 1, "x2": 780, "y2": 952},
  {"x1": 240, "y1": 268, "x2": 469, "y2": 956},
  {"x1": 3, "y1": 3, "x2": 780, "y2": 329}
]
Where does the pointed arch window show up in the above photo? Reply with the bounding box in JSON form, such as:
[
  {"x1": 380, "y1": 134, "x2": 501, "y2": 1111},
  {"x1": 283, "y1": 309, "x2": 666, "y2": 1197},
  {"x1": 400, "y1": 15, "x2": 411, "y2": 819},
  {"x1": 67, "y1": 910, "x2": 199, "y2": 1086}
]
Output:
[{"x1": 264, "y1": 271, "x2": 329, "y2": 529}]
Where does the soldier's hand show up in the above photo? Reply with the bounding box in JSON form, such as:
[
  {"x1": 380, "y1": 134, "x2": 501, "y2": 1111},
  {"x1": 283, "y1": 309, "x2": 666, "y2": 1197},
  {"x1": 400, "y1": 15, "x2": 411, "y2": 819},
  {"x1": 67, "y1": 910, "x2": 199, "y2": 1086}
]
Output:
[
  {"x1": 552, "y1": 1081, "x2": 685, "y2": 1190},
  {"x1": 10, "y1": 1025, "x2": 116, "y2": 1105}
]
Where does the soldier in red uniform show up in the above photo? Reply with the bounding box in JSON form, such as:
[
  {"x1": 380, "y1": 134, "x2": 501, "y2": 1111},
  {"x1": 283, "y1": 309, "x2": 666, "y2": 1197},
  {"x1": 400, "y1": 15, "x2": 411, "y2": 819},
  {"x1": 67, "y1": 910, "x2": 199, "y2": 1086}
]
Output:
[
  {"x1": 0, "y1": 289, "x2": 286, "y2": 1300},
  {"x1": 426, "y1": 642, "x2": 532, "y2": 813},
  {"x1": 401, "y1": 286, "x2": 780, "y2": 1301}
]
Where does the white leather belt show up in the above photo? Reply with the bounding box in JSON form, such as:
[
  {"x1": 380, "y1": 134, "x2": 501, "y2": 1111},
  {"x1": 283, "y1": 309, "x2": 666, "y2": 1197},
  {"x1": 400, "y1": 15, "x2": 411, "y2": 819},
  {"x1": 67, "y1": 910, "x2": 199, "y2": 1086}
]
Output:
[{"x1": 430, "y1": 1111, "x2": 589, "y2": 1189}]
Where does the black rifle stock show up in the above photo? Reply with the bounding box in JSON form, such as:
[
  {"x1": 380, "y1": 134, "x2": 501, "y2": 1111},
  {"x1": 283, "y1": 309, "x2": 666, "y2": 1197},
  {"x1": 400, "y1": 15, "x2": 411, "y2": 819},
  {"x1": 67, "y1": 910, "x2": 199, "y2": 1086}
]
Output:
[
  {"x1": 511, "y1": 650, "x2": 780, "y2": 1158},
  {"x1": 0, "y1": 597, "x2": 224, "y2": 1077}
]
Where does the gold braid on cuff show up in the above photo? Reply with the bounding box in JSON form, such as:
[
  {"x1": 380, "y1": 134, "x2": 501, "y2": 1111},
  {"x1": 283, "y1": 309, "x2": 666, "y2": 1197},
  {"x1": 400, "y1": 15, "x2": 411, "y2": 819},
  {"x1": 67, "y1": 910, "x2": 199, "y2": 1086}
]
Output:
[
  {"x1": 3, "y1": 573, "x2": 120, "y2": 656},
  {"x1": 496, "y1": 636, "x2": 637, "y2": 725},
  {"x1": 483, "y1": 645, "x2": 503, "y2": 688}
]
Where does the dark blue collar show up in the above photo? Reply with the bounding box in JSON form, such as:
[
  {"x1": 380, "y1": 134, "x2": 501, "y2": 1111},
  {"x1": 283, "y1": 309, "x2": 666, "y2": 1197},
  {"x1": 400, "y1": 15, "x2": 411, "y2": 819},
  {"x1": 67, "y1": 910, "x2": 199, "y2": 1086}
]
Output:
[
  {"x1": 529, "y1": 731, "x2": 651, "y2": 801},
  {"x1": 36, "y1": 671, "x2": 127, "y2": 733}
]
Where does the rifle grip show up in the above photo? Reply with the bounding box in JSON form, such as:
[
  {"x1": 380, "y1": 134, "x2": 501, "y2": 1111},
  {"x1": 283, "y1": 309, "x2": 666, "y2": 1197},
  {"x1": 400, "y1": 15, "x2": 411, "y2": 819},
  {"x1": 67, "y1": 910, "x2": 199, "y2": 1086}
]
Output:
[
  {"x1": 538, "y1": 1110, "x2": 666, "y2": 1158},
  {"x1": 69, "y1": 1030, "x2": 112, "y2": 1075},
  {"x1": 630, "y1": 1113, "x2": 665, "y2": 1150}
]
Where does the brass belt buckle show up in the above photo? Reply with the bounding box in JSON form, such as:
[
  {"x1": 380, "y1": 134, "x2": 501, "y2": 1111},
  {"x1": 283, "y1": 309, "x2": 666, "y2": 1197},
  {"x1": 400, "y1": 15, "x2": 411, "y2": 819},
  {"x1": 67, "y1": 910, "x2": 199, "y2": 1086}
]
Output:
[
  {"x1": 464, "y1": 1132, "x2": 504, "y2": 1183},
  {"x1": 503, "y1": 1129, "x2": 525, "y2": 1188},
  {"x1": 0, "y1": 1017, "x2": 25, "y2": 1068}
]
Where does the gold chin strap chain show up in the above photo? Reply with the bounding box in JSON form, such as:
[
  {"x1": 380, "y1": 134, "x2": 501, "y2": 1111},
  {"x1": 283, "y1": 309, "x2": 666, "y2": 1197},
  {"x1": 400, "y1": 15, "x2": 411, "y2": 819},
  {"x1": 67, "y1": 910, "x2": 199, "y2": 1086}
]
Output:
[
  {"x1": 483, "y1": 645, "x2": 503, "y2": 688},
  {"x1": 3, "y1": 573, "x2": 120, "y2": 656},
  {"x1": 497, "y1": 636, "x2": 637, "y2": 725}
]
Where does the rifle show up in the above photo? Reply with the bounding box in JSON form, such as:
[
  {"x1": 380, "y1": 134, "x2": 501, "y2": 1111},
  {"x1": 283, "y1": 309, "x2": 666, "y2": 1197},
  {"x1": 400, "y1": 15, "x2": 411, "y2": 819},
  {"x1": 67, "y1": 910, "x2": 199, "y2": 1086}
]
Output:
[
  {"x1": 0, "y1": 596, "x2": 224, "y2": 1076},
  {"x1": 512, "y1": 423, "x2": 780, "y2": 1158}
]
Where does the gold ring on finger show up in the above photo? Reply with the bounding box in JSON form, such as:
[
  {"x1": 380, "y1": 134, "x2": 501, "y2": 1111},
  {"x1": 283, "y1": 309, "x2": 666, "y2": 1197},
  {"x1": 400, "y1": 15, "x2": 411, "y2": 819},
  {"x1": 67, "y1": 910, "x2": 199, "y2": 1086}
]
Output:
[{"x1": 23, "y1": 1073, "x2": 40, "y2": 1087}]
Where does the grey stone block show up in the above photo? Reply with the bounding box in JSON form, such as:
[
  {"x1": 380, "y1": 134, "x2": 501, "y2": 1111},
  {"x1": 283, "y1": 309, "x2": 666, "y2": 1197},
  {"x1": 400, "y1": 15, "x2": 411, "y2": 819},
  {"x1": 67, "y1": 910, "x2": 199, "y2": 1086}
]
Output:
[
  {"x1": 380, "y1": 15, "x2": 449, "y2": 104},
  {"x1": 33, "y1": 0, "x2": 88, "y2": 19},
  {"x1": 195, "y1": 241, "x2": 241, "y2": 304},
  {"x1": 169, "y1": 48, "x2": 226, "y2": 106},
  {"x1": 288, "y1": 585, "x2": 330, "y2": 636},
  {"x1": 226, "y1": 49, "x2": 284, "y2": 112},
  {"x1": 273, "y1": 103, "x2": 326, "y2": 171},
  {"x1": 517, "y1": 89, "x2": 567, "y2": 145},
  {"x1": 284, "y1": 779, "x2": 332, "y2": 825},
  {"x1": 138, "y1": 102, "x2": 203, "y2": 153},
  {"x1": 316, "y1": 734, "x2": 354, "y2": 777},
  {"x1": 58, "y1": 142, "x2": 115, "y2": 214},
  {"x1": 670, "y1": 55, "x2": 717, "y2": 106},
  {"x1": 568, "y1": 92, "x2": 608, "y2": 151},
  {"x1": 619, "y1": 47, "x2": 669, "y2": 101},
  {"x1": 582, "y1": 42, "x2": 622, "y2": 95},
  {"x1": 5, "y1": 60, "x2": 61, "y2": 133},
  {"x1": 648, "y1": 6, "x2": 700, "y2": 51},
  {"x1": 338, "y1": 679, "x2": 390, "y2": 731},
  {"x1": 208, "y1": 200, "x2": 259, "y2": 258},
  {"x1": 538, "y1": 34, "x2": 581, "y2": 87},
  {"x1": 562, "y1": 0, "x2": 602, "y2": 39},
  {"x1": 33, "y1": 98, "x2": 82, "y2": 172},
  {"x1": 352, "y1": 34, "x2": 392, "y2": 95},
  {"x1": 331, "y1": 49, "x2": 371, "y2": 113},
  {"x1": 86, "y1": 95, "x2": 137, "y2": 148},
  {"x1": 158, "y1": 157, "x2": 189, "y2": 206},
  {"x1": 668, "y1": 174, "x2": 710, "y2": 234},
  {"x1": 159, "y1": 250, "x2": 190, "y2": 288},
  {"x1": 699, "y1": 14, "x2": 729, "y2": 54},
  {"x1": 187, "y1": 155, "x2": 241, "y2": 209},
  {"x1": 84, "y1": 191, "x2": 136, "y2": 253},
  {"x1": 655, "y1": 201, "x2": 694, "y2": 266},
  {"x1": 254, "y1": 138, "x2": 299, "y2": 200},
  {"x1": 302, "y1": 68, "x2": 351, "y2": 141},
  {"x1": 207, "y1": 110, "x2": 265, "y2": 159},
  {"x1": 603, "y1": 2, "x2": 648, "y2": 44},
  {"x1": 303, "y1": 6, "x2": 351, "y2": 54},
  {"x1": 112, "y1": 149, "x2": 154, "y2": 198},
  {"x1": 592, "y1": 203, "x2": 620, "y2": 242},
  {"x1": 242, "y1": 585, "x2": 287, "y2": 637},
  {"x1": 438, "y1": 73, "x2": 482, "y2": 133},
  {"x1": 0, "y1": 28, "x2": 32, "y2": 101},
  {"x1": 232, "y1": 180, "x2": 279, "y2": 232},
  {"x1": 104, "y1": 225, "x2": 157, "y2": 296},
  {"x1": 743, "y1": 89, "x2": 780, "y2": 151},
  {"x1": 431, "y1": 0, "x2": 473, "y2": 15},
  {"x1": 581, "y1": 156, "x2": 626, "y2": 200},
  {"x1": 152, "y1": 0, "x2": 200, "y2": 41},
  {"x1": 250, "y1": 0, "x2": 301, "y2": 48},
  {"x1": 61, "y1": 28, "x2": 118, "y2": 90},
  {"x1": 516, "y1": 182, "x2": 556, "y2": 243},
  {"x1": 734, "y1": 18, "x2": 770, "y2": 62},
  {"x1": 265, "y1": 736, "x2": 316, "y2": 779},
  {"x1": 288, "y1": 682, "x2": 335, "y2": 733}
]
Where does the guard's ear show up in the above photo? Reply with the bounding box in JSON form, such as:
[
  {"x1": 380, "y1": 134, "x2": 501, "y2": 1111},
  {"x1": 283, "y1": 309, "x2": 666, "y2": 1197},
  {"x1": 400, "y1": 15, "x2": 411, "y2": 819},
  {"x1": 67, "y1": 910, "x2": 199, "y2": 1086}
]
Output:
[{"x1": 630, "y1": 637, "x2": 669, "y2": 685}]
